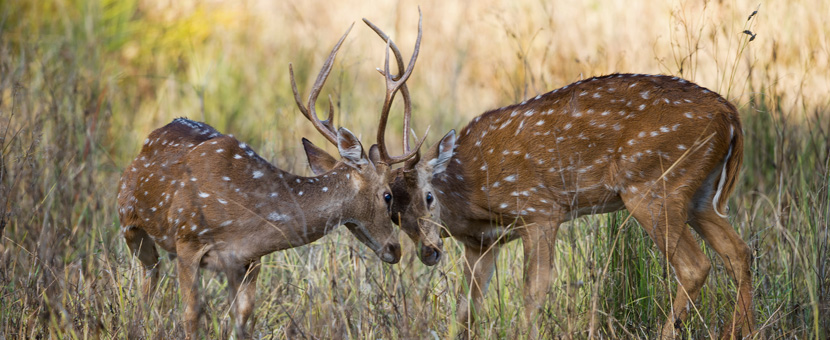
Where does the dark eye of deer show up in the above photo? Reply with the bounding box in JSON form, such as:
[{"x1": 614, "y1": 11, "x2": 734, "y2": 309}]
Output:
[
  {"x1": 383, "y1": 193, "x2": 393, "y2": 206},
  {"x1": 426, "y1": 192, "x2": 434, "y2": 206}
]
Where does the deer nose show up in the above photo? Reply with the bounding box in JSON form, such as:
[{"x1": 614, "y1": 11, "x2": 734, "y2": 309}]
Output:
[
  {"x1": 383, "y1": 243, "x2": 402, "y2": 264},
  {"x1": 420, "y1": 244, "x2": 442, "y2": 266}
]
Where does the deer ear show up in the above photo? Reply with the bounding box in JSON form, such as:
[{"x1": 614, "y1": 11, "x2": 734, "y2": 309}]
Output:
[
  {"x1": 337, "y1": 127, "x2": 367, "y2": 165},
  {"x1": 368, "y1": 144, "x2": 382, "y2": 165},
  {"x1": 426, "y1": 130, "x2": 456, "y2": 175},
  {"x1": 302, "y1": 138, "x2": 338, "y2": 175}
]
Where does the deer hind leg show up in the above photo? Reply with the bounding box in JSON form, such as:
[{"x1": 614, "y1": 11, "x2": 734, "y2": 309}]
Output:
[
  {"x1": 456, "y1": 243, "x2": 500, "y2": 339},
  {"x1": 124, "y1": 227, "x2": 161, "y2": 297},
  {"x1": 689, "y1": 207, "x2": 755, "y2": 339},
  {"x1": 225, "y1": 259, "x2": 261, "y2": 339},
  {"x1": 518, "y1": 221, "x2": 561, "y2": 339},
  {"x1": 621, "y1": 194, "x2": 711, "y2": 340}
]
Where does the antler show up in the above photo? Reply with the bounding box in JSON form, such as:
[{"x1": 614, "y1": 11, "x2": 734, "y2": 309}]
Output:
[
  {"x1": 289, "y1": 24, "x2": 354, "y2": 146},
  {"x1": 364, "y1": 9, "x2": 428, "y2": 165}
]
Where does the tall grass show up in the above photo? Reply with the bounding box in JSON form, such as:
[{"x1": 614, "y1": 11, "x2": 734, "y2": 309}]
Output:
[{"x1": 1, "y1": 0, "x2": 827, "y2": 338}]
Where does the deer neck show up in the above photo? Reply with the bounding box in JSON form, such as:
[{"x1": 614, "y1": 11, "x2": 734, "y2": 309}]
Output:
[{"x1": 263, "y1": 167, "x2": 361, "y2": 250}]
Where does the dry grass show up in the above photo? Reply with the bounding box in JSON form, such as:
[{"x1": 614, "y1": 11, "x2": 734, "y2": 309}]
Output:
[{"x1": 1, "y1": 0, "x2": 828, "y2": 338}]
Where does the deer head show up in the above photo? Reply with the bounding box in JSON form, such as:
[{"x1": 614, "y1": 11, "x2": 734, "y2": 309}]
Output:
[
  {"x1": 304, "y1": 12, "x2": 445, "y2": 265},
  {"x1": 289, "y1": 25, "x2": 410, "y2": 263},
  {"x1": 366, "y1": 12, "x2": 448, "y2": 266}
]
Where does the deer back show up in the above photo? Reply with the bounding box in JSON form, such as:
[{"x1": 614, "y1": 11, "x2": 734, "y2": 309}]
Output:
[{"x1": 118, "y1": 118, "x2": 221, "y2": 248}]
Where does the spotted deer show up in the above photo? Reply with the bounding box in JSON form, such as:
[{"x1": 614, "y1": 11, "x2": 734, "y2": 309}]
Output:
[
  {"x1": 308, "y1": 19, "x2": 754, "y2": 339},
  {"x1": 410, "y1": 72, "x2": 752, "y2": 338},
  {"x1": 116, "y1": 25, "x2": 424, "y2": 339}
]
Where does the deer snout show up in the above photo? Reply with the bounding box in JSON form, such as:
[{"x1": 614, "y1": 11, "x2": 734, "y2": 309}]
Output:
[
  {"x1": 381, "y1": 243, "x2": 402, "y2": 264},
  {"x1": 418, "y1": 242, "x2": 442, "y2": 266}
]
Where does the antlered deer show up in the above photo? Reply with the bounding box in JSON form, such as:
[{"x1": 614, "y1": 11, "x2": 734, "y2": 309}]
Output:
[
  {"x1": 116, "y1": 25, "x2": 425, "y2": 339},
  {"x1": 306, "y1": 19, "x2": 753, "y2": 339}
]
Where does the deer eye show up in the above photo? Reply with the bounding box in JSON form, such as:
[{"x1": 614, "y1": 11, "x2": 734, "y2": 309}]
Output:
[
  {"x1": 383, "y1": 193, "x2": 393, "y2": 206},
  {"x1": 426, "y1": 192, "x2": 434, "y2": 206}
]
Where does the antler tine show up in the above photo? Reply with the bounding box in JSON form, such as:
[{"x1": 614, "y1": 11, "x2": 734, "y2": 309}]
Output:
[
  {"x1": 323, "y1": 95, "x2": 336, "y2": 133},
  {"x1": 400, "y1": 85, "x2": 413, "y2": 153},
  {"x1": 366, "y1": 9, "x2": 425, "y2": 165},
  {"x1": 289, "y1": 23, "x2": 354, "y2": 146},
  {"x1": 362, "y1": 18, "x2": 406, "y2": 81}
]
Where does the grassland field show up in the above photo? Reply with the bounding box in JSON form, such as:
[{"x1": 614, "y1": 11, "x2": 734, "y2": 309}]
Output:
[{"x1": 0, "y1": 0, "x2": 828, "y2": 338}]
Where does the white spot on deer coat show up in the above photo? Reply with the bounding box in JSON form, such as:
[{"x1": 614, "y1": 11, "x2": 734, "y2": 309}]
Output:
[
  {"x1": 199, "y1": 192, "x2": 210, "y2": 198},
  {"x1": 252, "y1": 171, "x2": 263, "y2": 179},
  {"x1": 268, "y1": 212, "x2": 289, "y2": 222}
]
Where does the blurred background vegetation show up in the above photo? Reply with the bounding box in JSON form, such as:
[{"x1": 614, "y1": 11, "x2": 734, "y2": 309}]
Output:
[{"x1": 0, "y1": 0, "x2": 827, "y2": 338}]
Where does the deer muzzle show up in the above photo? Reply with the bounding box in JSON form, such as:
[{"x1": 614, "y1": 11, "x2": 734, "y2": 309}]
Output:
[{"x1": 418, "y1": 239, "x2": 443, "y2": 266}]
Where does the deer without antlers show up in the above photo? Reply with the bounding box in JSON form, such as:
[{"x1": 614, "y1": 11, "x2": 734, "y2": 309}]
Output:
[
  {"x1": 309, "y1": 21, "x2": 753, "y2": 338},
  {"x1": 116, "y1": 25, "x2": 420, "y2": 339}
]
